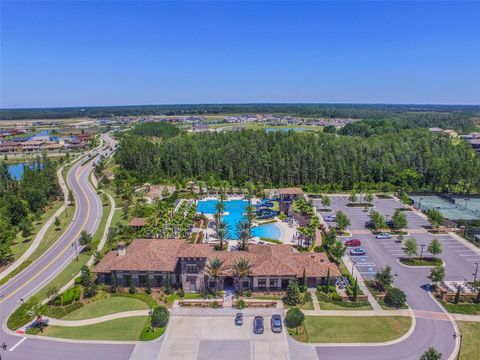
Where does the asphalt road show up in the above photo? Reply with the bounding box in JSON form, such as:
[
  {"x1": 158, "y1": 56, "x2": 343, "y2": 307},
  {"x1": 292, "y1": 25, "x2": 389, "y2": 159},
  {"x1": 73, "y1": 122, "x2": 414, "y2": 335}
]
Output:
[
  {"x1": 311, "y1": 195, "x2": 463, "y2": 360},
  {"x1": 0, "y1": 133, "x2": 134, "y2": 360}
]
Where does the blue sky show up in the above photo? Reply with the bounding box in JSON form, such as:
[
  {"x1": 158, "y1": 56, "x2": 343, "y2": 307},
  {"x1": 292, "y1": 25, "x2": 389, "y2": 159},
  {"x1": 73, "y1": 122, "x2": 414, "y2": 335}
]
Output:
[{"x1": 1, "y1": 1, "x2": 479, "y2": 108}]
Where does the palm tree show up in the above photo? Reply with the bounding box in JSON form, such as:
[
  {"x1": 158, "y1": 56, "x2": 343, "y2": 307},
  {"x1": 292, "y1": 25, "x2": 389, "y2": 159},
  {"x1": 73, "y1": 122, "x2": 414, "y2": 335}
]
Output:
[
  {"x1": 232, "y1": 258, "x2": 253, "y2": 292},
  {"x1": 236, "y1": 221, "x2": 251, "y2": 250},
  {"x1": 215, "y1": 221, "x2": 230, "y2": 251},
  {"x1": 205, "y1": 257, "x2": 227, "y2": 292}
]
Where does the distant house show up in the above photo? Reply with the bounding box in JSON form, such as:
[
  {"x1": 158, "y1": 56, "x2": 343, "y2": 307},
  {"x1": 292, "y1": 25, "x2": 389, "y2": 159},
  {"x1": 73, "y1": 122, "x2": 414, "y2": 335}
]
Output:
[
  {"x1": 277, "y1": 187, "x2": 305, "y2": 213},
  {"x1": 93, "y1": 239, "x2": 340, "y2": 292}
]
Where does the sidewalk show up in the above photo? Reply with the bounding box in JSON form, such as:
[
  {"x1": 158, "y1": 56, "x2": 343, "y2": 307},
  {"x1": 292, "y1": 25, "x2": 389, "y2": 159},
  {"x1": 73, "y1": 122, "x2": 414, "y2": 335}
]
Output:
[
  {"x1": 342, "y1": 254, "x2": 383, "y2": 311},
  {"x1": 302, "y1": 309, "x2": 411, "y2": 317},
  {"x1": 46, "y1": 310, "x2": 150, "y2": 327},
  {"x1": 0, "y1": 162, "x2": 73, "y2": 280}
]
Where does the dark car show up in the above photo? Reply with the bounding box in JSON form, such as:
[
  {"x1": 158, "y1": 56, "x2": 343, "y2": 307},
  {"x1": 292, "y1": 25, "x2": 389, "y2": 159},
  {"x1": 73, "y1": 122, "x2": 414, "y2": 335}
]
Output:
[
  {"x1": 271, "y1": 315, "x2": 283, "y2": 333},
  {"x1": 235, "y1": 313, "x2": 243, "y2": 326},
  {"x1": 253, "y1": 316, "x2": 264, "y2": 334},
  {"x1": 344, "y1": 239, "x2": 361, "y2": 247},
  {"x1": 364, "y1": 220, "x2": 375, "y2": 229},
  {"x1": 386, "y1": 220, "x2": 395, "y2": 228}
]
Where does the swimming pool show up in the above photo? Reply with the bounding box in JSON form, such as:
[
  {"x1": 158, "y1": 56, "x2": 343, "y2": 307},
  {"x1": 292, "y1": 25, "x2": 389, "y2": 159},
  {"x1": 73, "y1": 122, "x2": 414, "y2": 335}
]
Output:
[{"x1": 196, "y1": 199, "x2": 282, "y2": 240}]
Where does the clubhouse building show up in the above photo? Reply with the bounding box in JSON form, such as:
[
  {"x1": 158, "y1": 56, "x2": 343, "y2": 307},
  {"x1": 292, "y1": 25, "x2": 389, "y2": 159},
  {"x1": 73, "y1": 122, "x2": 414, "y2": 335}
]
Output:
[{"x1": 93, "y1": 239, "x2": 340, "y2": 292}]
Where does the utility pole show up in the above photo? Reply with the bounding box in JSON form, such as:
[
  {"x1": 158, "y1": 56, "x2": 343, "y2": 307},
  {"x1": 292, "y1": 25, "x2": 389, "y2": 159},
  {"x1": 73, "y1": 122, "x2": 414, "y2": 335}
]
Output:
[
  {"x1": 71, "y1": 242, "x2": 79, "y2": 262},
  {"x1": 473, "y1": 263, "x2": 479, "y2": 283},
  {"x1": 420, "y1": 244, "x2": 425, "y2": 259}
]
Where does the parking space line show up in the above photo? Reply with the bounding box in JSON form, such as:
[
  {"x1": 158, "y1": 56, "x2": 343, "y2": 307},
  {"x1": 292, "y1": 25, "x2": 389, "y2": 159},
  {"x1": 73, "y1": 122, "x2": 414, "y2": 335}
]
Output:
[{"x1": 459, "y1": 254, "x2": 478, "y2": 257}]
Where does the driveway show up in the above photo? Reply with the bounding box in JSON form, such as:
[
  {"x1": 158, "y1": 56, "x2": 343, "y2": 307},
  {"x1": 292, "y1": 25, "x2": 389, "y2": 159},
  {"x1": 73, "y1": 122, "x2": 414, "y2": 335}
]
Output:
[{"x1": 158, "y1": 315, "x2": 290, "y2": 360}]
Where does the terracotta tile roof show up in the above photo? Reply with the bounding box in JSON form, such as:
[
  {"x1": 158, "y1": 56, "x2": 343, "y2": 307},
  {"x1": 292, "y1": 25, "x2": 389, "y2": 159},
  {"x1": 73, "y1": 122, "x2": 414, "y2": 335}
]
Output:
[
  {"x1": 93, "y1": 239, "x2": 186, "y2": 273},
  {"x1": 278, "y1": 187, "x2": 304, "y2": 195},
  {"x1": 129, "y1": 218, "x2": 146, "y2": 227},
  {"x1": 94, "y1": 239, "x2": 340, "y2": 278}
]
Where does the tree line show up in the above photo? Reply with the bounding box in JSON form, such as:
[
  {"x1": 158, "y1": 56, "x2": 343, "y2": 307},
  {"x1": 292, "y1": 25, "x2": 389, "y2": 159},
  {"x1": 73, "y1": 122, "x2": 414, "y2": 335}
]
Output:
[
  {"x1": 0, "y1": 155, "x2": 61, "y2": 265},
  {"x1": 114, "y1": 129, "x2": 480, "y2": 193},
  {"x1": 2, "y1": 103, "x2": 479, "y2": 121}
]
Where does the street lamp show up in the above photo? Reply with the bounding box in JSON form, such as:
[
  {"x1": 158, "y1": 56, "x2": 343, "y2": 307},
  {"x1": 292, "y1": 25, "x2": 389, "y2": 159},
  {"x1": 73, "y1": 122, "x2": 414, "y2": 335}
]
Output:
[
  {"x1": 420, "y1": 244, "x2": 425, "y2": 259},
  {"x1": 464, "y1": 198, "x2": 470, "y2": 210},
  {"x1": 351, "y1": 261, "x2": 356, "y2": 276},
  {"x1": 71, "y1": 242, "x2": 79, "y2": 262},
  {"x1": 418, "y1": 197, "x2": 424, "y2": 210},
  {"x1": 473, "y1": 263, "x2": 479, "y2": 283},
  {"x1": 453, "y1": 332, "x2": 464, "y2": 360}
]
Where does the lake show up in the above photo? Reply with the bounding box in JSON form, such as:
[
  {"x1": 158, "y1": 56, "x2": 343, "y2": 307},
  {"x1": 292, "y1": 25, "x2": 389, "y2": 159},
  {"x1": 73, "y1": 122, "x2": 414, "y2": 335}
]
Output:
[{"x1": 7, "y1": 163, "x2": 42, "y2": 180}]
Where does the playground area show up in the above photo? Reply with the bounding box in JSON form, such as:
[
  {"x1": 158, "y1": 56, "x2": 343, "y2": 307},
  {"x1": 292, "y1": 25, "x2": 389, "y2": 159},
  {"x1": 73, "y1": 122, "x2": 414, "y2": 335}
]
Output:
[{"x1": 410, "y1": 194, "x2": 480, "y2": 221}]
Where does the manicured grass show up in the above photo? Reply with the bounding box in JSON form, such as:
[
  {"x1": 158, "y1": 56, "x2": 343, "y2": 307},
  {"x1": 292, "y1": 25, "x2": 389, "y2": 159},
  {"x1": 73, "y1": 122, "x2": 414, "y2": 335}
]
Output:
[
  {"x1": 458, "y1": 321, "x2": 480, "y2": 360},
  {"x1": 400, "y1": 257, "x2": 443, "y2": 266},
  {"x1": 441, "y1": 301, "x2": 480, "y2": 315},
  {"x1": 62, "y1": 296, "x2": 149, "y2": 320},
  {"x1": 302, "y1": 316, "x2": 411, "y2": 343},
  {"x1": 42, "y1": 316, "x2": 148, "y2": 341},
  {"x1": 318, "y1": 300, "x2": 372, "y2": 311},
  {"x1": 251, "y1": 294, "x2": 283, "y2": 300},
  {"x1": 113, "y1": 292, "x2": 159, "y2": 308},
  {"x1": 166, "y1": 293, "x2": 201, "y2": 306}
]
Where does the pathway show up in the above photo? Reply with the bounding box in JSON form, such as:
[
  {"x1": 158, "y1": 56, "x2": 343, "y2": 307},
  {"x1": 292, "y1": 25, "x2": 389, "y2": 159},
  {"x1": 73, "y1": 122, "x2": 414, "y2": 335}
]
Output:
[
  {"x1": 308, "y1": 288, "x2": 320, "y2": 311},
  {"x1": 46, "y1": 310, "x2": 150, "y2": 327}
]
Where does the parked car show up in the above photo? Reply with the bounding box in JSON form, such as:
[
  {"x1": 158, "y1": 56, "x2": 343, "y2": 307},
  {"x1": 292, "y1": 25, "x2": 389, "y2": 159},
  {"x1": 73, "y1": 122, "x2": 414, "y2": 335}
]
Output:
[
  {"x1": 253, "y1": 316, "x2": 264, "y2": 334},
  {"x1": 375, "y1": 233, "x2": 391, "y2": 239},
  {"x1": 271, "y1": 315, "x2": 283, "y2": 333},
  {"x1": 386, "y1": 220, "x2": 395, "y2": 228},
  {"x1": 344, "y1": 239, "x2": 361, "y2": 247},
  {"x1": 364, "y1": 220, "x2": 375, "y2": 229},
  {"x1": 324, "y1": 215, "x2": 336, "y2": 222},
  {"x1": 350, "y1": 247, "x2": 367, "y2": 256},
  {"x1": 235, "y1": 313, "x2": 243, "y2": 326}
]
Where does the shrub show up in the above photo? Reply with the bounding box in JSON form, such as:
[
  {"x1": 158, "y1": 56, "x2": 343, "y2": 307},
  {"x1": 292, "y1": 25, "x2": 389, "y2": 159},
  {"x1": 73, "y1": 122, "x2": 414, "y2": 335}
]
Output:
[
  {"x1": 177, "y1": 288, "x2": 185, "y2": 298},
  {"x1": 151, "y1": 306, "x2": 169, "y2": 329},
  {"x1": 384, "y1": 288, "x2": 407, "y2": 308},
  {"x1": 212, "y1": 301, "x2": 220, "y2": 309},
  {"x1": 317, "y1": 285, "x2": 336, "y2": 293},
  {"x1": 244, "y1": 289, "x2": 252, "y2": 297},
  {"x1": 284, "y1": 279, "x2": 302, "y2": 306},
  {"x1": 331, "y1": 293, "x2": 343, "y2": 302},
  {"x1": 285, "y1": 307, "x2": 305, "y2": 329},
  {"x1": 314, "y1": 245, "x2": 324, "y2": 253},
  {"x1": 236, "y1": 299, "x2": 246, "y2": 309},
  {"x1": 61, "y1": 286, "x2": 81, "y2": 305}
]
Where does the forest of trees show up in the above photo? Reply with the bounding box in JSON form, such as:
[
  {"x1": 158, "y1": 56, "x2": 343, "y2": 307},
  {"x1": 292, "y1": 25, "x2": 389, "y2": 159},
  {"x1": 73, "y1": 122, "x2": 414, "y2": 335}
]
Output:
[
  {"x1": 114, "y1": 129, "x2": 480, "y2": 193},
  {"x1": 0, "y1": 155, "x2": 61, "y2": 265},
  {"x1": 340, "y1": 112, "x2": 476, "y2": 136},
  {"x1": 130, "y1": 122, "x2": 181, "y2": 138},
  {"x1": 1, "y1": 103, "x2": 479, "y2": 122}
]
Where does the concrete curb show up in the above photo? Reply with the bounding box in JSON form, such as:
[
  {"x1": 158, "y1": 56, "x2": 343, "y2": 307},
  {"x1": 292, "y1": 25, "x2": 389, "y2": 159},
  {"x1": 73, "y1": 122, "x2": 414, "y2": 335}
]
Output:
[{"x1": 396, "y1": 258, "x2": 446, "y2": 269}]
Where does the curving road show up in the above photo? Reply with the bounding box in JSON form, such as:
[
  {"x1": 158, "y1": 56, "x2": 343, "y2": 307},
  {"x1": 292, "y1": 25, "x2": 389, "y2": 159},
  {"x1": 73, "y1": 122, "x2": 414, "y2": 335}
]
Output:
[{"x1": 0, "y1": 133, "x2": 135, "y2": 360}]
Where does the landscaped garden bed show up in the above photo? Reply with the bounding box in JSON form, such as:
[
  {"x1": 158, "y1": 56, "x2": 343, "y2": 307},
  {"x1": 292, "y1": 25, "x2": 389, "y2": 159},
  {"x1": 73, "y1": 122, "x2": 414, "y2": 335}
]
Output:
[{"x1": 399, "y1": 257, "x2": 443, "y2": 266}]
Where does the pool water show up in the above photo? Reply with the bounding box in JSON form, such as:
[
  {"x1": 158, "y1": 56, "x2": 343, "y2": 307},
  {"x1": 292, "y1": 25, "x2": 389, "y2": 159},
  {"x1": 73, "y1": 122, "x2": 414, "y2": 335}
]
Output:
[{"x1": 197, "y1": 199, "x2": 282, "y2": 240}]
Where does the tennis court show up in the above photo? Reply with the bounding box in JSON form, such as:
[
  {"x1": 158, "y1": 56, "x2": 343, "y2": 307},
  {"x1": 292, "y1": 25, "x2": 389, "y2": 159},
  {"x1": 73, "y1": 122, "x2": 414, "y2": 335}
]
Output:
[{"x1": 410, "y1": 195, "x2": 480, "y2": 220}]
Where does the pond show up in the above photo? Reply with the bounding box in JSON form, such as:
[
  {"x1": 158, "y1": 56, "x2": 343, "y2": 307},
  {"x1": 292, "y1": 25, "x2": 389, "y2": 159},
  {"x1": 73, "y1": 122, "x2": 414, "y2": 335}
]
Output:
[
  {"x1": 265, "y1": 127, "x2": 313, "y2": 133},
  {"x1": 7, "y1": 163, "x2": 42, "y2": 180}
]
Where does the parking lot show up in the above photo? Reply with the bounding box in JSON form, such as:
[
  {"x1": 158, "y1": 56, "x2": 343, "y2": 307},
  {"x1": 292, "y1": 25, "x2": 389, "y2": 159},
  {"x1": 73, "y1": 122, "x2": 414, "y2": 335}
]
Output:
[
  {"x1": 158, "y1": 315, "x2": 290, "y2": 360},
  {"x1": 313, "y1": 195, "x2": 480, "y2": 282}
]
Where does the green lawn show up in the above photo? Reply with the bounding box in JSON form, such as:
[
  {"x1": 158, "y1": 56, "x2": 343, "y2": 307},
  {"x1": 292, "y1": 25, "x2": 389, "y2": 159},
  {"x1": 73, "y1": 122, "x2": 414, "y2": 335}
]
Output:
[
  {"x1": 318, "y1": 300, "x2": 372, "y2": 311},
  {"x1": 62, "y1": 296, "x2": 149, "y2": 320},
  {"x1": 302, "y1": 316, "x2": 411, "y2": 343},
  {"x1": 42, "y1": 316, "x2": 148, "y2": 341},
  {"x1": 166, "y1": 293, "x2": 201, "y2": 306},
  {"x1": 458, "y1": 321, "x2": 480, "y2": 360}
]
